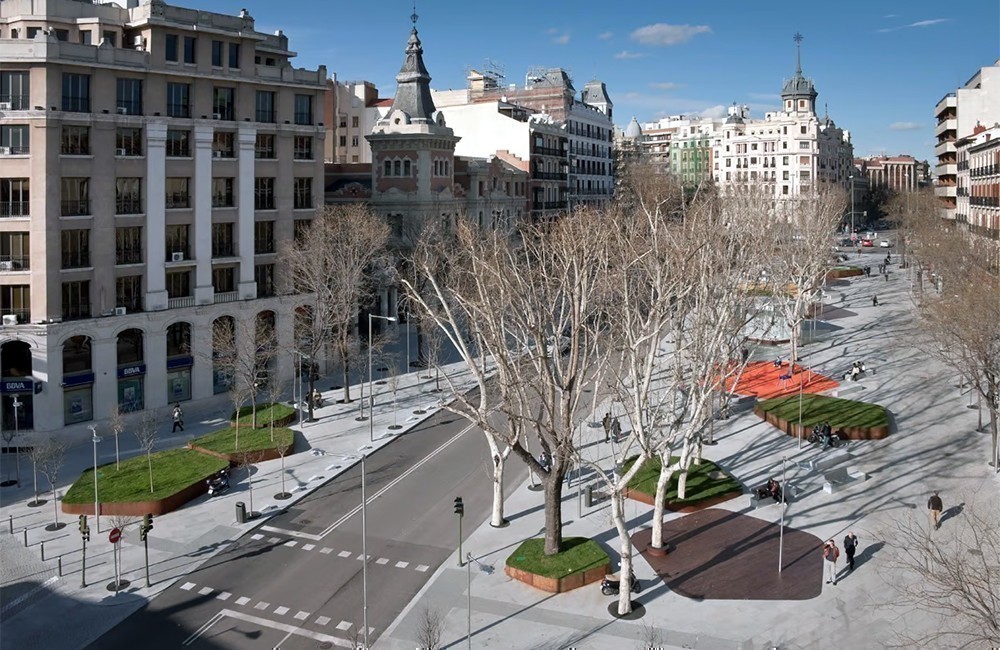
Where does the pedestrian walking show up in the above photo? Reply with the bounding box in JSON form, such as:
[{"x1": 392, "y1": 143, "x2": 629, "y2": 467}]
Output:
[
  {"x1": 822, "y1": 540, "x2": 840, "y2": 585},
  {"x1": 872, "y1": 294, "x2": 879, "y2": 307},
  {"x1": 601, "y1": 412, "x2": 612, "y2": 443},
  {"x1": 171, "y1": 403, "x2": 184, "y2": 432},
  {"x1": 884, "y1": 270, "x2": 889, "y2": 282},
  {"x1": 928, "y1": 491, "x2": 943, "y2": 529},
  {"x1": 843, "y1": 532, "x2": 858, "y2": 571},
  {"x1": 610, "y1": 417, "x2": 622, "y2": 443}
]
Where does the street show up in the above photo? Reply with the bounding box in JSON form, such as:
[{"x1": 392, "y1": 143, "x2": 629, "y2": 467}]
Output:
[{"x1": 87, "y1": 406, "x2": 527, "y2": 649}]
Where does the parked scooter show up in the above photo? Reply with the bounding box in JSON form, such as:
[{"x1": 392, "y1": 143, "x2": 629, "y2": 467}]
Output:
[
  {"x1": 207, "y1": 468, "x2": 231, "y2": 496},
  {"x1": 807, "y1": 425, "x2": 842, "y2": 449},
  {"x1": 600, "y1": 569, "x2": 641, "y2": 596}
]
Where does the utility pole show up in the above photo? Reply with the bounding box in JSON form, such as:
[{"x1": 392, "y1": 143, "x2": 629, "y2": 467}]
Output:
[{"x1": 454, "y1": 497, "x2": 465, "y2": 566}]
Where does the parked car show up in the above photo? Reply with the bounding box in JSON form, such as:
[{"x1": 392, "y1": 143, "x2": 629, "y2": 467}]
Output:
[
  {"x1": 879, "y1": 240, "x2": 892, "y2": 248},
  {"x1": 861, "y1": 239, "x2": 874, "y2": 247}
]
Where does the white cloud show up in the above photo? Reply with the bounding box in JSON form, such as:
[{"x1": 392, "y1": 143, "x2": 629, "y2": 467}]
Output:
[
  {"x1": 889, "y1": 121, "x2": 923, "y2": 131},
  {"x1": 748, "y1": 92, "x2": 780, "y2": 101},
  {"x1": 649, "y1": 81, "x2": 683, "y2": 90},
  {"x1": 877, "y1": 18, "x2": 948, "y2": 33},
  {"x1": 598, "y1": 31, "x2": 614, "y2": 40},
  {"x1": 552, "y1": 32, "x2": 571, "y2": 45},
  {"x1": 883, "y1": 14, "x2": 897, "y2": 18},
  {"x1": 614, "y1": 50, "x2": 645, "y2": 60},
  {"x1": 630, "y1": 23, "x2": 711, "y2": 46},
  {"x1": 697, "y1": 105, "x2": 727, "y2": 119}
]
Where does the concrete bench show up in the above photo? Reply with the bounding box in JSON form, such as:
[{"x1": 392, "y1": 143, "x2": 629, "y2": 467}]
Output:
[{"x1": 822, "y1": 466, "x2": 869, "y2": 494}]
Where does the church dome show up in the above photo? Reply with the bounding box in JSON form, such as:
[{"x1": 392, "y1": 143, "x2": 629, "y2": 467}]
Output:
[{"x1": 624, "y1": 116, "x2": 642, "y2": 139}]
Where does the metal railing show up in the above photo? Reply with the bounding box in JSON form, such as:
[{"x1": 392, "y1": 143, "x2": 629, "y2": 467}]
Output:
[
  {"x1": 1, "y1": 308, "x2": 30, "y2": 324},
  {"x1": 62, "y1": 96, "x2": 91, "y2": 112},
  {"x1": 214, "y1": 291, "x2": 239, "y2": 304},
  {"x1": 116, "y1": 248, "x2": 143, "y2": 265},
  {"x1": 0, "y1": 147, "x2": 29, "y2": 155},
  {"x1": 165, "y1": 193, "x2": 190, "y2": 209},
  {"x1": 0, "y1": 202, "x2": 29, "y2": 218},
  {"x1": 61, "y1": 199, "x2": 90, "y2": 216},
  {"x1": 116, "y1": 197, "x2": 143, "y2": 214},
  {"x1": 167, "y1": 296, "x2": 194, "y2": 309},
  {"x1": 0, "y1": 255, "x2": 29, "y2": 271},
  {"x1": 0, "y1": 95, "x2": 30, "y2": 111}
]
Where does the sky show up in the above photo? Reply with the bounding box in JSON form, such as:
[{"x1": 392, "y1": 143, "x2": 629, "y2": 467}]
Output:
[{"x1": 182, "y1": 1, "x2": 1000, "y2": 162}]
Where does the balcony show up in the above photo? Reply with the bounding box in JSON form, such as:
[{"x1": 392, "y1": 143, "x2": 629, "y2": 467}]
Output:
[
  {"x1": 970, "y1": 196, "x2": 1000, "y2": 207},
  {"x1": 934, "y1": 140, "x2": 956, "y2": 158},
  {"x1": 0, "y1": 146, "x2": 29, "y2": 156},
  {"x1": 934, "y1": 93, "x2": 957, "y2": 116},
  {"x1": 971, "y1": 165, "x2": 998, "y2": 178},
  {"x1": 935, "y1": 118, "x2": 957, "y2": 137},
  {"x1": 167, "y1": 296, "x2": 194, "y2": 309},
  {"x1": 165, "y1": 193, "x2": 190, "y2": 209},
  {"x1": 214, "y1": 291, "x2": 239, "y2": 304},
  {"x1": 936, "y1": 163, "x2": 957, "y2": 178},
  {"x1": 62, "y1": 96, "x2": 91, "y2": 113},
  {"x1": 116, "y1": 197, "x2": 143, "y2": 215},
  {"x1": 61, "y1": 199, "x2": 91, "y2": 216},
  {"x1": 0, "y1": 95, "x2": 30, "y2": 111},
  {"x1": 1, "y1": 308, "x2": 30, "y2": 324},
  {"x1": 0, "y1": 256, "x2": 29, "y2": 271},
  {"x1": 0, "y1": 202, "x2": 29, "y2": 218},
  {"x1": 934, "y1": 184, "x2": 957, "y2": 198},
  {"x1": 532, "y1": 171, "x2": 568, "y2": 181},
  {"x1": 539, "y1": 200, "x2": 568, "y2": 210},
  {"x1": 532, "y1": 145, "x2": 564, "y2": 157}
]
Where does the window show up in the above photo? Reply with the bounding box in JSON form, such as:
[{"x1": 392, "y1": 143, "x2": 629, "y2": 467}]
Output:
[
  {"x1": 116, "y1": 178, "x2": 142, "y2": 214},
  {"x1": 255, "y1": 264, "x2": 276, "y2": 297},
  {"x1": 116, "y1": 127, "x2": 142, "y2": 156},
  {"x1": 0, "y1": 285, "x2": 30, "y2": 323},
  {"x1": 800, "y1": 125, "x2": 808, "y2": 134},
  {"x1": 116, "y1": 276, "x2": 143, "y2": 312},
  {"x1": 294, "y1": 94, "x2": 313, "y2": 125},
  {"x1": 61, "y1": 229, "x2": 90, "y2": 268},
  {"x1": 79, "y1": 31, "x2": 92, "y2": 45},
  {"x1": 228, "y1": 43, "x2": 240, "y2": 68},
  {"x1": 166, "y1": 82, "x2": 190, "y2": 118},
  {"x1": 0, "y1": 179, "x2": 30, "y2": 218},
  {"x1": 0, "y1": 232, "x2": 29, "y2": 270},
  {"x1": 255, "y1": 177, "x2": 275, "y2": 210},
  {"x1": 255, "y1": 133, "x2": 275, "y2": 158},
  {"x1": 166, "y1": 129, "x2": 190, "y2": 157},
  {"x1": 165, "y1": 178, "x2": 190, "y2": 209},
  {"x1": 211, "y1": 222, "x2": 235, "y2": 257},
  {"x1": 799, "y1": 156, "x2": 810, "y2": 164},
  {"x1": 293, "y1": 178, "x2": 312, "y2": 209},
  {"x1": 255, "y1": 91, "x2": 275, "y2": 123},
  {"x1": 165, "y1": 34, "x2": 178, "y2": 62},
  {"x1": 212, "y1": 87, "x2": 234, "y2": 120},
  {"x1": 351, "y1": 136, "x2": 359, "y2": 147},
  {"x1": 339, "y1": 136, "x2": 347, "y2": 147},
  {"x1": 212, "y1": 178, "x2": 234, "y2": 207},
  {"x1": 783, "y1": 170, "x2": 790, "y2": 181},
  {"x1": 166, "y1": 271, "x2": 190, "y2": 298},
  {"x1": 116, "y1": 226, "x2": 142, "y2": 264},
  {"x1": 782, "y1": 185, "x2": 789, "y2": 195},
  {"x1": 211, "y1": 40, "x2": 223, "y2": 67},
  {"x1": 800, "y1": 170, "x2": 811, "y2": 180},
  {"x1": 62, "y1": 73, "x2": 91, "y2": 112},
  {"x1": 183, "y1": 36, "x2": 196, "y2": 64},
  {"x1": 254, "y1": 221, "x2": 274, "y2": 254},
  {"x1": 115, "y1": 78, "x2": 142, "y2": 115},
  {"x1": 61, "y1": 178, "x2": 90, "y2": 216},
  {"x1": 213, "y1": 266, "x2": 235, "y2": 293},
  {"x1": 339, "y1": 117, "x2": 347, "y2": 128},
  {"x1": 799, "y1": 142, "x2": 809, "y2": 150},
  {"x1": 61, "y1": 281, "x2": 90, "y2": 320},
  {"x1": 61, "y1": 125, "x2": 89, "y2": 155},
  {"x1": 206, "y1": 133, "x2": 232, "y2": 160},
  {"x1": 1, "y1": 71, "x2": 30, "y2": 110},
  {"x1": 293, "y1": 219, "x2": 311, "y2": 243},
  {"x1": 165, "y1": 225, "x2": 190, "y2": 262},
  {"x1": 293, "y1": 136, "x2": 312, "y2": 160}
]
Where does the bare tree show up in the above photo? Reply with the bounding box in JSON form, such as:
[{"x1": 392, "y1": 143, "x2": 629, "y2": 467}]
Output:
[
  {"x1": 133, "y1": 410, "x2": 159, "y2": 494},
  {"x1": 0, "y1": 427, "x2": 19, "y2": 486},
  {"x1": 25, "y1": 437, "x2": 47, "y2": 507},
  {"x1": 414, "y1": 605, "x2": 444, "y2": 650},
  {"x1": 879, "y1": 500, "x2": 1000, "y2": 648},
  {"x1": 263, "y1": 375, "x2": 287, "y2": 443},
  {"x1": 209, "y1": 314, "x2": 277, "y2": 448},
  {"x1": 109, "y1": 404, "x2": 125, "y2": 471},
  {"x1": 235, "y1": 450, "x2": 265, "y2": 517},
  {"x1": 281, "y1": 204, "x2": 391, "y2": 417},
  {"x1": 274, "y1": 436, "x2": 293, "y2": 500},
  {"x1": 33, "y1": 437, "x2": 69, "y2": 530},
  {"x1": 386, "y1": 362, "x2": 403, "y2": 430},
  {"x1": 106, "y1": 513, "x2": 138, "y2": 588}
]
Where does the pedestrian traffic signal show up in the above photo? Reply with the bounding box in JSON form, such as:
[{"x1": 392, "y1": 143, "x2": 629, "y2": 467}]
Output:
[
  {"x1": 453, "y1": 497, "x2": 464, "y2": 517},
  {"x1": 78, "y1": 514, "x2": 90, "y2": 541}
]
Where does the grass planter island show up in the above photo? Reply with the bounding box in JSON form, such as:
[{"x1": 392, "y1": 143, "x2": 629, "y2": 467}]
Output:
[
  {"x1": 188, "y1": 427, "x2": 295, "y2": 463},
  {"x1": 623, "y1": 455, "x2": 743, "y2": 513},
  {"x1": 62, "y1": 448, "x2": 229, "y2": 517},
  {"x1": 755, "y1": 393, "x2": 890, "y2": 440},
  {"x1": 231, "y1": 402, "x2": 297, "y2": 428},
  {"x1": 505, "y1": 537, "x2": 610, "y2": 593},
  {"x1": 826, "y1": 266, "x2": 864, "y2": 280}
]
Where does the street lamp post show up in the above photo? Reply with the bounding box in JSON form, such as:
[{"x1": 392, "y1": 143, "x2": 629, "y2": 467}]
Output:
[
  {"x1": 361, "y1": 452, "x2": 369, "y2": 650},
  {"x1": 778, "y1": 455, "x2": 787, "y2": 573},
  {"x1": 405, "y1": 312, "x2": 411, "y2": 376},
  {"x1": 89, "y1": 425, "x2": 101, "y2": 534},
  {"x1": 12, "y1": 397, "x2": 21, "y2": 485},
  {"x1": 849, "y1": 175, "x2": 855, "y2": 236},
  {"x1": 368, "y1": 314, "x2": 396, "y2": 441}
]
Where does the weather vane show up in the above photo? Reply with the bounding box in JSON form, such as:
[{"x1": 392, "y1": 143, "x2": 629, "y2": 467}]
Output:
[
  {"x1": 793, "y1": 32, "x2": 803, "y2": 45},
  {"x1": 411, "y1": 2, "x2": 418, "y2": 27}
]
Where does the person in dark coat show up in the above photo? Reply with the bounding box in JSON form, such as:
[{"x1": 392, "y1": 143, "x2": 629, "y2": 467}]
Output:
[
  {"x1": 843, "y1": 532, "x2": 858, "y2": 571},
  {"x1": 928, "y1": 491, "x2": 943, "y2": 529},
  {"x1": 601, "y1": 412, "x2": 612, "y2": 442}
]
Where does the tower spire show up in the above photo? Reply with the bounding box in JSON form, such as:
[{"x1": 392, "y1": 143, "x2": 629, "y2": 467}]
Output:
[
  {"x1": 793, "y1": 32, "x2": 803, "y2": 74},
  {"x1": 410, "y1": 1, "x2": 418, "y2": 29}
]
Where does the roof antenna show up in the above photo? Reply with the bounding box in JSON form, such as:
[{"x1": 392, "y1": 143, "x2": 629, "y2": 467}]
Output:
[
  {"x1": 793, "y1": 32, "x2": 803, "y2": 74},
  {"x1": 411, "y1": 2, "x2": 418, "y2": 28}
]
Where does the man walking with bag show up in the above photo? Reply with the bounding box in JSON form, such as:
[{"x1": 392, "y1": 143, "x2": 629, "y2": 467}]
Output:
[
  {"x1": 822, "y1": 540, "x2": 840, "y2": 586},
  {"x1": 172, "y1": 403, "x2": 184, "y2": 432}
]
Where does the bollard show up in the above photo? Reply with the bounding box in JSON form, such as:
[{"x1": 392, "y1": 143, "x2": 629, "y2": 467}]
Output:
[
  {"x1": 584, "y1": 484, "x2": 594, "y2": 508},
  {"x1": 22, "y1": 527, "x2": 27, "y2": 547},
  {"x1": 40, "y1": 541, "x2": 45, "y2": 561},
  {"x1": 8, "y1": 514, "x2": 12, "y2": 535},
  {"x1": 58, "y1": 556, "x2": 62, "y2": 577}
]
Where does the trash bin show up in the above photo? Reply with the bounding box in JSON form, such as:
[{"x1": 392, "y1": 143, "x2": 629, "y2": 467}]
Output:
[
  {"x1": 235, "y1": 501, "x2": 247, "y2": 524},
  {"x1": 584, "y1": 485, "x2": 594, "y2": 508}
]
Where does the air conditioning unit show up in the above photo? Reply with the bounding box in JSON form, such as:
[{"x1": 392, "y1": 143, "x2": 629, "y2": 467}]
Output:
[
  {"x1": 0, "y1": 147, "x2": 10, "y2": 156},
  {"x1": 133, "y1": 35, "x2": 145, "y2": 49},
  {"x1": 212, "y1": 113, "x2": 222, "y2": 120},
  {"x1": 212, "y1": 150, "x2": 223, "y2": 158},
  {"x1": 0, "y1": 102, "x2": 11, "y2": 111},
  {"x1": 113, "y1": 306, "x2": 127, "y2": 316},
  {"x1": 116, "y1": 106, "x2": 127, "y2": 115},
  {"x1": 116, "y1": 148, "x2": 127, "y2": 156},
  {"x1": 2, "y1": 315, "x2": 18, "y2": 327},
  {"x1": 171, "y1": 251, "x2": 185, "y2": 262}
]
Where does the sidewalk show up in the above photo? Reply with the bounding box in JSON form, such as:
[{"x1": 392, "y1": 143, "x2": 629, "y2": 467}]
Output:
[
  {"x1": 377, "y1": 252, "x2": 1000, "y2": 649},
  {"x1": 0, "y1": 351, "x2": 483, "y2": 650}
]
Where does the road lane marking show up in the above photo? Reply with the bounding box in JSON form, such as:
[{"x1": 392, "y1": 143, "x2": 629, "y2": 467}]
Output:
[
  {"x1": 216, "y1": 591, "x2": 231, "y2": 601},
  {"x1": 254, "y1": 601, "x2": 270, "y2": 610},
  {"x1": 260, "y1": 418, "x2": 483, "y2": 541},
  {"x1": 395, "y1": 561, "x2": 409, "y2": 568},
  {"x1": 302, "y1": 543, "x2": 315, "y2": 551},
  {"x1": 274, "y1": 605, "x2": 289, "y2": 615},
  {"x1": 250, "y1": 533, "x2": 263, "y2": 540},
  {"x1": 284, "y1": 540, "x2": 297, "y2": 547},
  {"x1": 294, "y1": 611, "x2": 310, "y2": 620},
  {"x1": 235, "y1": 596, "x2": 251, "y2": 606},
  {"x1": 338, "y1": 551, "x2": 351, "y2": 558},
  {"x1": 336, "y1": 621, "x2": 352, "y2": 631},
  {"x1": 376, "y1": 558, "x2": 389, "y2": 565},
  {"x1": 315, "y1": 616, "x2": 331, "y2": 626},
  {"x1": 197, "y1": 587, "x2": 213, "y2": 595},
  {"x1": 180, "y1": 582, "x2": 195, "y2": 591},
  {"x1": 267, "y1": 536, "x2": 281, "y2": 543},
  {"x1": 182, "y1": 612, "x2": 225, "y2": 646},
  {"x1": 186, "y1": 609, "x2": 352, "y2": 648},
  {"x1": 416, "y1": 565, "x2": 429, "y2": 572},
  {"x1": 320, "y1": 547, "x2": 333, "y2": 554}
]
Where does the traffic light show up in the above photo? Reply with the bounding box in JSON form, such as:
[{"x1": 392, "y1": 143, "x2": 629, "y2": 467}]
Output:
[
  {"x1": 78, "y1": 514, "x2": 90, "y2": 542},
  {"x1": 140, "y1": 513, "x2": 153, "y2": 542},
  {"x1": 453, "y1": 497, "x2": 464, "y2": 517}
]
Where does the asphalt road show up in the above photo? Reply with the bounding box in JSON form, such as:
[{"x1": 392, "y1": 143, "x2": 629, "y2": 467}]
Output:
[{"x1": 87, "y1": 406, "x2": 528, "y2": 650}]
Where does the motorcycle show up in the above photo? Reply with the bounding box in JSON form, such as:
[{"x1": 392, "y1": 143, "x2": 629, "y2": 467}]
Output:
[
  {"x1": 600, "y1": 570, "x2": 641, "y2": 596},
  {"x1": 207, "y1": 469, "x2": 231, "y2": 497},
  {"x1": 807, "y1": 429, "x2": 842, "y2": 448}
]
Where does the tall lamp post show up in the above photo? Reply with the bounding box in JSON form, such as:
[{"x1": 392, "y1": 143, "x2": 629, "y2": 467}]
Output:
[
  {"x1": 360, "y1": 451, "x2": 369, "y2": 650},
  {"x1": 849, "y1": 175, "x2": 855, "y2": 236},
  {"x1": 368, "y1": 314, "x2": 396, "y2": 441},
  {"x1": 89, "y1": 425, "x2": 101, "y2": 534},
  {"x1": 778, "y1": 455, "x2": 787, "y2": 573},
  {"x1": 12, "y1": 397, "x2": 21, "y2": 485}
]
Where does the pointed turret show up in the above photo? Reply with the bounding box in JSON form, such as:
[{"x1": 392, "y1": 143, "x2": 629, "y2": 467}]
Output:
[{"x1": 781, "y1": 33, "x2": 817, "y2": 115}]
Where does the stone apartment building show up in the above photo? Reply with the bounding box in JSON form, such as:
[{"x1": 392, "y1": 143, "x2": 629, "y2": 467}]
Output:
[{"x1": 0, "y1": 0, "x2": 325, "y2": 435}]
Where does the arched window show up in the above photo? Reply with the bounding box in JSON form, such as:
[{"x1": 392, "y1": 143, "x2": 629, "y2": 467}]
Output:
[
  {"x1": 393, "y1": 159, "x2": 401, "y2": 176},
  {"x1": 166, "y1": 322, "x2": 191, "y2": 358},
  {"x1": 212, "y1": 316, "x2": 235, "y2": 394},
  {"x1": 403, "y1": 159, "x2": 411, "y2": 176},
  {"x1": 63, "y1": 335, "x2": 91, "y2": 374},
  {"x1": 384, "y1": 159, "x2": 391, "y2": 177},
  {"x1": 116, "y1": 328, "x2": 145, "y2": 411}
]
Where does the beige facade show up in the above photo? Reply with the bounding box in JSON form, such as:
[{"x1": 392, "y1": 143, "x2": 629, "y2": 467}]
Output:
[
  {"x1": 956, "y1": 124, "x2": 1000, "y2": 239},
  {"x1": 0, "y1": 0, "x2": 325, "y2": 435}
]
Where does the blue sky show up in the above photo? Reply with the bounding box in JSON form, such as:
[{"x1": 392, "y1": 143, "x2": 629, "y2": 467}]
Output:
[{"x1": 186, "y1": 1, "x2": 999, "y2": 162}]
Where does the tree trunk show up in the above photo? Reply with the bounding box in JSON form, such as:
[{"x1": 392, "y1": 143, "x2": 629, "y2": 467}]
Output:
[
  {"x1": 147, "y1": 452, "x2": 154, "y2": 494},
  {"x1": 339, "y1": 336, "x2": 352, "y2": 403},
  {"x1": 542, "y1": 471, "x2": 565, "y2": 555},
  {"x1": 51, "y1": 485, "x2": 59, "y2": 524},
  {"x1": 610, "y1": 487, "x2": 634, "y2": 616},
  {"x1": 491, "y1": 459, "x2": 506, "y2": 527},
  {"x1": 115, "y1": 433, "x2": 120, "y2": 471},
  {"x1": 307, "y1": 373, "x2": 315, "y2": 422},
  {"x1": 234, "y1": 418, "x2": 241, "y2": 451},
  {"x1": 676, "y1": 437, "x2": 694, "y2": 500},
  {"x1": 252, "y1": 399, "x2": 258, "y2": 429},
  {"x1": 247, "y1": 467, "x2": 254, "y2": 513},
  {"x1": 651, "y1": 453, "x2": 673, "y2": 550}
]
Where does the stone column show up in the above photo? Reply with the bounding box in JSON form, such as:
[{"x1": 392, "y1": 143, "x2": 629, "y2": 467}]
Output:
[
  {"x1": 194, "y1": 126, "x2": 214, "y2": 305},
  {"x1": 237, "y1": 125, "x2": 257, "y2": 298},
  {"x1": 144, "y1": 328, "x2": 168, "y2": 411},
  {"x1": 145, "y1": 122, "x2": 168, "y2": 311}
]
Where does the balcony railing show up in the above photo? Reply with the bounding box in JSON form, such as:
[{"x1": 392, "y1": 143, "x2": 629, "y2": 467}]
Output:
[
  {"x1": 167, "y1": 103, "x2": 191, "y2": 118},
  {"x1": 212, "y1": 244, "x2": 235, "y2": 258},
  {"x1": 1, "y1": 308, "x2": 30, "y2": 324},
  {"x1": 61, "y1": 199, "x2": 90, "y2": 216},
  {"x1": 256, "y1": 110, "x2": 275, "y2": 123},
  {"x1": 539, "y1": 200, "x2": 568, "y2": 210},
  {"x1": 293, "y1": 112, "x2": 313, "y2": 125},
  {"x1": 167, "y1": 296, "x2": 194, "y2": 309},
  {"x1": 62, "y1": 96, "x2": 91, "y2": 113},
  {"x1": 0, "y1": 202, "x2": 29, "y2": 218},
  {"x1": 532, "y1": 145, "x2": 564, "y2": 157},
  {"x1": 214, "y1": 291, "x2": 239, "y2": 304},
  {"x1": 0, "y1": 255, "x2": 29, "y2": 271},
  {"x1": 970, "y1": 196, "x2": 1000, "y2": 207},
  {"x1": 212, "y1": 194, "x2": 234, "y2": 208},
  {"x1": 116, "y1": 100, "x2": 142, "y2": 116},
  {"x1": 254, "y1": 240, "x2": 275, "y2": 254},
  {"x1": 116, "y1": 197, "x2": 143, "y2": 215},
  {"x1": 116, "y1": 248, "x2": 143, "y2": 265},
  {"x1": 165, "y1": 193, "x2": 190, "y2": 209},
  {"x1": 0, "y1": 146, "x2": 29, "y2": 155},
  {"x1": 117, "y1": 297, "x2": 144, "y2": 313},
  {"x1": 970, "y1": 165, "x2": 998, "y2": 178},
  {"x1": 62, "y1": 304, "x2": 92, "y2": 321},
  {"x1": 0, "y1": 95, "x2": 30, "y2": 111},
  {"x1": 532, "y1": 171, "x2": 568, "y2": 181}
]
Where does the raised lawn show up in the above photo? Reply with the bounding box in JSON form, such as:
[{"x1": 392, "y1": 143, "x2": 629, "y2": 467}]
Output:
[
  {"x1": 232, "y1": 402, "x2": 295, "y2": 426},
  {"x1": 506, "y1": 537, "x2": 608, "y2": 579},
  {"x1": 63, "y1": 448, "x2": 227, "y2": 504},
  {"x1": 191, "y1": 426, "x2": 294, "y2": 455},
  {"x1": 757, "y1": 394, "x2": 888, "y2": 429},
  {"x1": 624, "y1": 455, "x2": 743, "y2": 506}
]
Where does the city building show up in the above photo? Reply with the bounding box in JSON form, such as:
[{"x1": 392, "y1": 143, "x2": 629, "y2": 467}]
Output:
[
  {"x1": 955, "y1": 122, "x2": 1000, "y2": 239},
  {"x1": 853, "y1": 155, "x2": 926, "y2": 193},
  {"x1": 324, "y1": 78, "x2": 389, "y2": 164},
  {"x1": 0, "y1": 0, "x2": 326, "y2": 435},
  {"x1": 714, "y1": 36, "x2": 854, "y2": 198},
  {"x1": 934, "y1": 59, "x2": 1000, "y2": 220}
]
